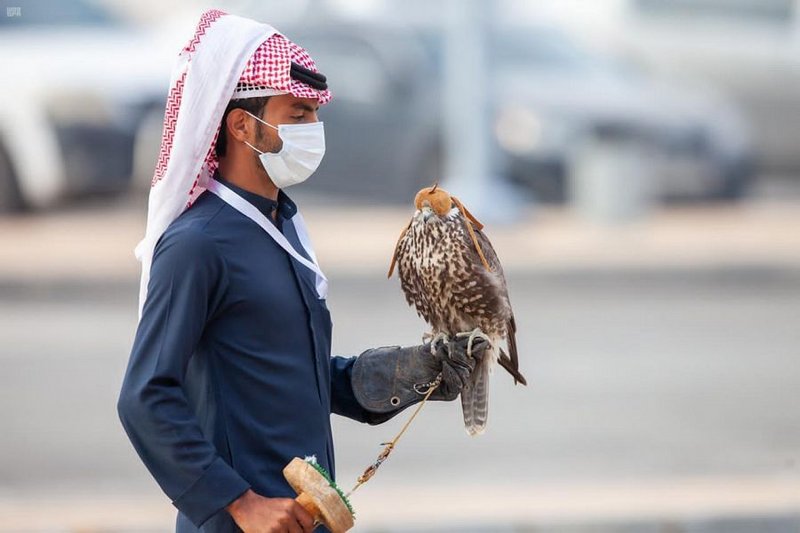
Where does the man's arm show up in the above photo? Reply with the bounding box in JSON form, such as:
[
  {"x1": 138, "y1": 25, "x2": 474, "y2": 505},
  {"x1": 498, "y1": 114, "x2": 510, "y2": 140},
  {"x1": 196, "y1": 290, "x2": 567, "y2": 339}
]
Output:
[
  {"x1": 330, "y1": 339, "x2": 486, "y2": 426},
  {"x1": 116, "y1": 229, "x2": 250, "y2": 527},
  {"x1": 330, "y1": 355, "x2": 388, "y2": 424}
]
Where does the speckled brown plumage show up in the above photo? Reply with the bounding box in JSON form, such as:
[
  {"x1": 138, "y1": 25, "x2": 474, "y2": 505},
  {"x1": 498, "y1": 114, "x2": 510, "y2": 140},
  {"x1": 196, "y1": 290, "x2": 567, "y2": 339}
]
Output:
[{"x1": 389, "y1": 185, "x2": 527, "y2": 435}]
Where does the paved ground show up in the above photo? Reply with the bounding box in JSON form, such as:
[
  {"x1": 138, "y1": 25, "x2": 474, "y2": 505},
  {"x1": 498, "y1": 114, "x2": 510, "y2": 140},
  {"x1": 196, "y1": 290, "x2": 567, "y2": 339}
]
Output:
[
  {"x1": 1, "y1": 271, "x2": 799, "y2": 531},
  {"x1": 0, "y1": 197, "x2": 799, "y2": 531}
]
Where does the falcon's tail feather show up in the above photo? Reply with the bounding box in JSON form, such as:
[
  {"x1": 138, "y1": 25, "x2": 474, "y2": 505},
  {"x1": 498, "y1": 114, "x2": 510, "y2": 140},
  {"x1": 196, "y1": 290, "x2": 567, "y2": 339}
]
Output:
[
  {"x1": 461, "y1": 353, "x2": 491, "y2": 436},
  {"x1": 502, "y1": 315, "x2": 527, "y2": 385},
  {"x1": 498, "y1": 348, "x2": 527, "y2": 386}
]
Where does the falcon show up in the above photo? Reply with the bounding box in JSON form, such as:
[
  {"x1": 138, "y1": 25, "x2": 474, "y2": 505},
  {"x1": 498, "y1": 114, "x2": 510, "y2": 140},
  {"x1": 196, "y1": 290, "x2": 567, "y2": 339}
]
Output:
[{"x1": 388, "y1": 184, "x2": 527, "y2": 436}]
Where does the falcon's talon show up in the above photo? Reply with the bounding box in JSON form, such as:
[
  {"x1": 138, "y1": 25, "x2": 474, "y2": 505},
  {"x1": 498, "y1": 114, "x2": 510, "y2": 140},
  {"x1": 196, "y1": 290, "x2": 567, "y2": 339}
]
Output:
[
  {"x1": 428, "y1": 332, "x2": 450, "y2": 355},
  {"x1": 456, "y1": 327, "x2": 492, "y2": 358}
]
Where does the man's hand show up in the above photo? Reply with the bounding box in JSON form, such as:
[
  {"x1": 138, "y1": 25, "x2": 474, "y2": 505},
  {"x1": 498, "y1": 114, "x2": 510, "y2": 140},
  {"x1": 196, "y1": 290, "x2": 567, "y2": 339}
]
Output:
[
  {"x1": 226, "y1": 489, "x2": 314, "y2": 533},
  {"x1": 432, "y1": 336, "x2": 489, "y2": 400}
]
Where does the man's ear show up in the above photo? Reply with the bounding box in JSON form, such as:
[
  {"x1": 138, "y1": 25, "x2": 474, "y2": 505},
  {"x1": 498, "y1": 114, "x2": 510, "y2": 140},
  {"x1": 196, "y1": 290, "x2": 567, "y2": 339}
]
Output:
[{"x1": 226, "y1": 108, "x2": 252, "y2": 143}]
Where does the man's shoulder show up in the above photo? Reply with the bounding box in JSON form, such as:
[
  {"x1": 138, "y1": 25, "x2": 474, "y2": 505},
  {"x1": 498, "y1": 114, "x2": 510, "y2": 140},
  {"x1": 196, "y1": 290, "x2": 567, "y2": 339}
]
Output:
[
  {"x1": 155, "y1": 193, "x2": 226, "y2": 261},
  {"x1": 164, "y1": 191, "x2": 225, "y2": 236}
]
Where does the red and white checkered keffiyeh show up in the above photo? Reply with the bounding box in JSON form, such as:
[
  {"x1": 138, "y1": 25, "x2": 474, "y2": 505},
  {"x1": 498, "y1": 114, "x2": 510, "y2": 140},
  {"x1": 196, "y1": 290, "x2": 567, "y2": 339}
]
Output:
[
  {"x1": 233, "y1": 33, "x2": 333, "y2": 103},
  {"x1": 134, "y1": 9, "x2": 332, "y2": 320}
]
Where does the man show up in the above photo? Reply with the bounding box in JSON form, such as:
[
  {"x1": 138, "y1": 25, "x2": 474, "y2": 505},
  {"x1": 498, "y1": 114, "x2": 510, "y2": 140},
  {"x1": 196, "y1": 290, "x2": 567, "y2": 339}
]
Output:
[{"x1": 117, "y1": 11, "x2": 487, "y2": 533}]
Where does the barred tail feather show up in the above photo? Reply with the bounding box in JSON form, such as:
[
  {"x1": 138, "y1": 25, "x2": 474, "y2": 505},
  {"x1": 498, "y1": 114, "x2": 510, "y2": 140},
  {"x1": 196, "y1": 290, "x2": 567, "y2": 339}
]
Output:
[{"x1": 461, "y1": 354, "x2": 491, "y2": 436}]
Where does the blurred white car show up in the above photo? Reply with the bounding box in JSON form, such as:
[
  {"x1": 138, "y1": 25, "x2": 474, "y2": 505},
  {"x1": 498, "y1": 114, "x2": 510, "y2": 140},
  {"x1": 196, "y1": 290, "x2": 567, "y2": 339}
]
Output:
[
  {"x1": 0, "y1": 0, "x2": 170, "y2": 212},
  {"x1": 491, "y1": 27, "x2": 755, "y2": 202},
  {"x1": 619, "y1": 0, "x2": 800, "y2": 172}
]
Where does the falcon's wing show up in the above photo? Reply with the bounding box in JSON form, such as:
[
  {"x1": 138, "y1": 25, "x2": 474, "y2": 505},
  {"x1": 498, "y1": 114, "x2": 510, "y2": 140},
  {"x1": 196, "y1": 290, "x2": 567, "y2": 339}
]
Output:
[
  {"x1": 472, "y1": 225, "x2": 503, "y2": 274},
  {"x1": 387, "y1": 219, "x2": 411, "y2": 279},
  {"x1": 470, "y1": 224, "x2": 527, "y2": 386},
  {"x1": 390, "y1": 219, "x2": 436, "y2": 325}
]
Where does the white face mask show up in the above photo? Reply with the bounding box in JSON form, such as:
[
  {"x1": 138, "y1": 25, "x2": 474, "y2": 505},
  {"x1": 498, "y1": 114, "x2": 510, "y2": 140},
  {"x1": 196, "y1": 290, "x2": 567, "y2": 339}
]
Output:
[{"x1": 243, "y1": 110, "x2": 326, "y2": 189}]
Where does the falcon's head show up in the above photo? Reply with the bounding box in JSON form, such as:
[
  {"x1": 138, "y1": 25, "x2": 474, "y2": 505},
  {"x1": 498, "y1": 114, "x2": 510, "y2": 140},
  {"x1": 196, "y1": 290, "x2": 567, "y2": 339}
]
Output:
[
  {"x1": 414, "y1": 183, "x2": 454, "y2": 225},
  {"x1": 387, "y1": 183, "x2": 492, "y2": 278},
  {"x1": 413, "y1": 183, "x2": 484, "y2": 230}
]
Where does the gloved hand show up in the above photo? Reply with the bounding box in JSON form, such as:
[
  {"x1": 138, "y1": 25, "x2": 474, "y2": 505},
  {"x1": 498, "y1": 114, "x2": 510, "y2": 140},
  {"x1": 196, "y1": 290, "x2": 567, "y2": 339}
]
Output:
[{"x1": 351, "y1": 335, "x2": 489, "y2": 425}]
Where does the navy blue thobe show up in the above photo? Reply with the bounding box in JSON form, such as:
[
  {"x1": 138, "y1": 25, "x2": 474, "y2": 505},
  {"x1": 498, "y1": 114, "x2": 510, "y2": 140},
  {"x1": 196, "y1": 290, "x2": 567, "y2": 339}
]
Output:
[{"x1": 117, "y1": 170, "x2": 387, "y2": 532}]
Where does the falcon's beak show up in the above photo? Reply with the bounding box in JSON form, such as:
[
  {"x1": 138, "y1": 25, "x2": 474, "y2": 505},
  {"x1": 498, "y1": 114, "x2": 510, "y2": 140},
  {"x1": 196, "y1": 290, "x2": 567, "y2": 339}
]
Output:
[{"x1": 421, "y1": 206, "x2": 433, "y2": 223}]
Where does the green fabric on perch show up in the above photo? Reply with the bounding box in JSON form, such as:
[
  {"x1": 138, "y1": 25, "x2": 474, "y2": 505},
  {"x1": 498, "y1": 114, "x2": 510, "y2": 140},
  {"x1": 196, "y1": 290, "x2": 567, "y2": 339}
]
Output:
[{"x1": 303, "y1": 455, "x2": 356, "y2": 518}]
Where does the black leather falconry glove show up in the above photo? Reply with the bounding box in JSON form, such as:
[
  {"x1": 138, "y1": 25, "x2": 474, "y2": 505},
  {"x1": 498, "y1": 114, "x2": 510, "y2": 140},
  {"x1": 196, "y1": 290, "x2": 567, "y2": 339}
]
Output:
[{"x1": 351, "y1": 336, "x2": 489, "y2": 425}]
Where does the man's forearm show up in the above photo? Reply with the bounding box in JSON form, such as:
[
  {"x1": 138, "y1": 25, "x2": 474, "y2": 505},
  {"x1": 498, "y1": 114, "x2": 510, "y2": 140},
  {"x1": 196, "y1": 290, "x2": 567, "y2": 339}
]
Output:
[
  {"x1": 329, "y1": 355, "x2": 382, "y2": 423},
  {"x1": 117, "y1": 382, "x2": 251, "y2": 526}
]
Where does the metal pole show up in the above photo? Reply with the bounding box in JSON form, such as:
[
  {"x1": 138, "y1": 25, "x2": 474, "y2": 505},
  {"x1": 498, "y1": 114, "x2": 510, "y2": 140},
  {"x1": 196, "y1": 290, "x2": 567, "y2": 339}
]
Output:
[{"x1": 441, "y1": 0, "x2": 523, "y2": 223}]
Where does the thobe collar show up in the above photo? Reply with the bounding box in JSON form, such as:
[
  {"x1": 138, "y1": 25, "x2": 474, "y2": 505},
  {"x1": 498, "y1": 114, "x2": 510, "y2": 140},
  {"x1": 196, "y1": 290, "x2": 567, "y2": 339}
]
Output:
[{"x1": 212, "y1": 169, "x2": 298, "y2": 222}]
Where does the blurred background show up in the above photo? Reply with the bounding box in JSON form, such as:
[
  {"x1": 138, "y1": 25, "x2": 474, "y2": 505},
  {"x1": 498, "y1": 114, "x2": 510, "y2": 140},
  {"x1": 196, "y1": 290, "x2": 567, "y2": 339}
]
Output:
[{"x1": 1, "y1": 0, "x2": 799, "y2": 531}]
